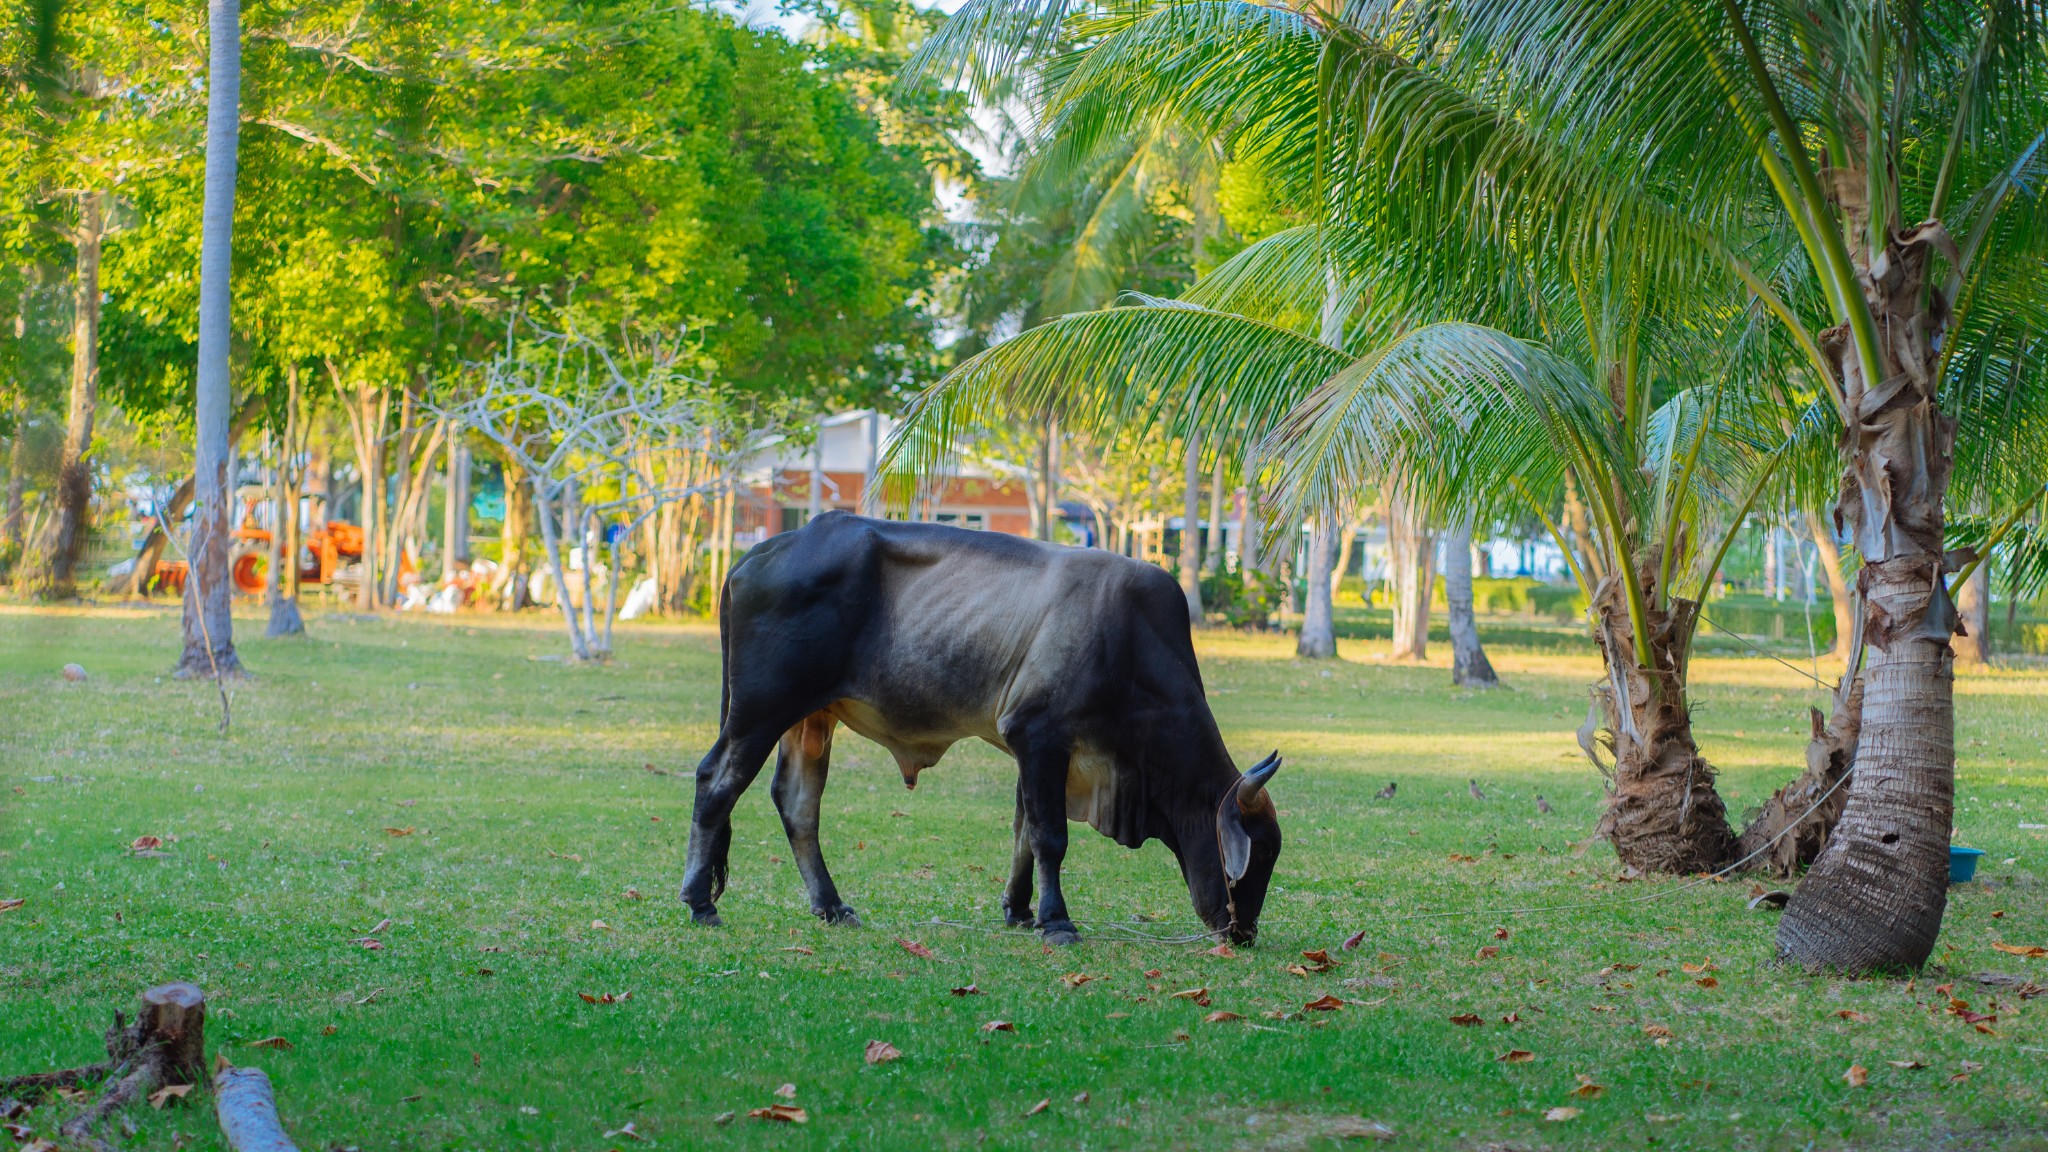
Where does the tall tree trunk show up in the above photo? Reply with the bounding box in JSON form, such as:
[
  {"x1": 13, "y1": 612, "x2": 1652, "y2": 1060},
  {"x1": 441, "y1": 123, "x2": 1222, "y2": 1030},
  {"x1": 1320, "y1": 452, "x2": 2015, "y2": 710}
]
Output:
[
  {"x1": 1179, "y1": 434, "x2": 1203, "y2": 622},
  {"x1": 3, "y1": 392, "x2": 27, "y2": 557},
  {"x1": 808, "y1": 419, "x2": 824, "y2": 522},
  {"x1": 1778, "y1": 227, "x2": 1957, "y2": 974},
  {"x1": 494, "y1": 455, "x2": 531, "y2": 611},
  {"x1": 1590, "y1": 567, "x2": 1734, "y2": 874},
  {"x1": 1034, "y1": 417, "x2": 1060, "y2": 542},
  {"x1": 1329, "y1": 514, "x2": 1357, "y2": 601},
  {"x1": 38, "y1": 192, "x2": 104, "y2": 600},
  {"x1": 1202, "y1": 455, "x2": 1225, "y2": 575},
  {"x1": 175, "y1": 0, "x2": 243, "y2": 677},
  {"x1": 1444, "y1": 516, "x2": 1497, "y2": 687},
  {"x1": 1953, "y1": 562, "x2": 1989, "y2": 666},
  {"x1": 1387, "y1": 488, "x2": 1435, "y2": 660},
  {"x1": 130, "y1": 391, "x2": 264, "y2": 598},
  {"x1": 1296, "y1": 516, "x2": 1337, "y2": 659},
  {"x1": 1805, "y1": 510, "x2": 1857, "y2": 669},
  {"x1": 441, "y1": 436, "x2": 466, "y2": 581},
  {"x1": 266, "y1": 365, "x2": 305, "y2": 637}
]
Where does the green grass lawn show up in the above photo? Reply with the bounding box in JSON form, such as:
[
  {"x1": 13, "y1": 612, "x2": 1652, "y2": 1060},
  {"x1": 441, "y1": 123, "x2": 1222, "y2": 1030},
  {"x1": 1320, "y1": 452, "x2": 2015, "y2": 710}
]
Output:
[{"x1": 3, "y1": 606, "x2": 2046, "y2": 1151}]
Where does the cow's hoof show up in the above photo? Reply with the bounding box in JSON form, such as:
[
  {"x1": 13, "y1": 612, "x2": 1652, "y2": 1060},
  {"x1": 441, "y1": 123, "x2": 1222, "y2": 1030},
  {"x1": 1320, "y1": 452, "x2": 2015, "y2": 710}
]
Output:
[
  {"x1": 690, "y1": 908, "x2": 724, "y2": 927},
  {"x1": 1040, "y1": 923, "x2": 1081, "y2": 947},
  {"x1": 816, "y1": 903, "x2": 862, "y2": 927},
  {"x1": 1002, "y1": 902, "x2": 1033, "y2": 929}
]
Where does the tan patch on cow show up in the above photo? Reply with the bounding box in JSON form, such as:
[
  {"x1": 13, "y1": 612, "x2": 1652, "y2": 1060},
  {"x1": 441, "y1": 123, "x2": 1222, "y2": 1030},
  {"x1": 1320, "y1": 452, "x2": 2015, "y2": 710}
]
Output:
[{"x1": 1066, "y1": 744, "x2": 1117, "y2": 835}]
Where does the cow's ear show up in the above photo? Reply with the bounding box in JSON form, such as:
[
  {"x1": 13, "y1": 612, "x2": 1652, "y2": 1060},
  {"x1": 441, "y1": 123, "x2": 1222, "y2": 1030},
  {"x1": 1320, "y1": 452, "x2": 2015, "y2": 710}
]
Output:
[{"x1": 1217, "y1": 788, "x2": 1253, "y2": 883}]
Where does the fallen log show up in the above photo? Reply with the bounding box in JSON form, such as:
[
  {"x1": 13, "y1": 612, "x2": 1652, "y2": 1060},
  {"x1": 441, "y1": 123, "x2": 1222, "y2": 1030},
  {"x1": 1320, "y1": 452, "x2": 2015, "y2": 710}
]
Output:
[{"x1": 214, "y1": 1063, "x2": 301, "y2": 1152}]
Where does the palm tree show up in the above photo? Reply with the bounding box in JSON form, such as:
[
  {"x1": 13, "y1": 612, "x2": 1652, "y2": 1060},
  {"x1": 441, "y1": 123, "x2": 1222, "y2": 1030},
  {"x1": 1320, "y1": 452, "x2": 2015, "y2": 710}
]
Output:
[
  {"x1": 916, "y1": 0, "x2": 2047, "y2": 974},
  {"x1": 175, "y1": 0, "x2": 244, "y2": 679}
]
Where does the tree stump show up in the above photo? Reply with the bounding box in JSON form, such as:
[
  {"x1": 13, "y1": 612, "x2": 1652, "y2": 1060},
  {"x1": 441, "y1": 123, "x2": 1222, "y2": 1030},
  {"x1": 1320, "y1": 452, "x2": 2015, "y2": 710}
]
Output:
[{"x1": 136, "y1": 982, "x2": 207, "y2": 1084}]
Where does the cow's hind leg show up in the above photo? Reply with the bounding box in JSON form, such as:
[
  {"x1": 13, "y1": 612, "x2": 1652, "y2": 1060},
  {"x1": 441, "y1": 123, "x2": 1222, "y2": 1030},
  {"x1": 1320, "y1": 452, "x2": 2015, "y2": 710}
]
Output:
[
  {"x1": 681, "y1": 725, "x2": 783, "y2": 925},
  {"x1": 1010, "y1": 729, "x2": 1080, "y2": 945},
  {"x1": 1001, "y1": 786, "x2": 1034, "y2": 928},
  {"x1": 771, "y1": 710, "x2": 859, "y2": 925}
]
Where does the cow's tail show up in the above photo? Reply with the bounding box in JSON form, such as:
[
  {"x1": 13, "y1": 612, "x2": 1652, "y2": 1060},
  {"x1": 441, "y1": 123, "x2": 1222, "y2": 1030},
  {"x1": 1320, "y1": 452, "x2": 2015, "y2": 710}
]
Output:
[{"x1": 715, "y1": 573, "x2": 733, "y2": 731}]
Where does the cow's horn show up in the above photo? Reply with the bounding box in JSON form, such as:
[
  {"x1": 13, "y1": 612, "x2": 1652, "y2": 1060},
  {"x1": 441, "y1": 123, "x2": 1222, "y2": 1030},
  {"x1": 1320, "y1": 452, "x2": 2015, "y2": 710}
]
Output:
[{"x1": 1237, "y1": 751, "x2": 1282, "y2": 810}]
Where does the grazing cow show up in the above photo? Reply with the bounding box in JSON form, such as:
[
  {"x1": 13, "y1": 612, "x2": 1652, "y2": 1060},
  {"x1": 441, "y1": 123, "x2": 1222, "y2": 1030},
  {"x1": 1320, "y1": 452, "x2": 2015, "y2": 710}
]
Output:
[{"x1": 679, "y1": 511, "x2": 1284, "y2": 945}]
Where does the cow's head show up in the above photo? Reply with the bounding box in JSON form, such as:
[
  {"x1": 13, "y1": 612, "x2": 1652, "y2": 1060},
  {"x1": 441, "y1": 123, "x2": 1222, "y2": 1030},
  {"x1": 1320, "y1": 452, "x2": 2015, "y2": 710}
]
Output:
[{"x1": 1210, "y1": 751, "x2": 1283, "y2": 944}]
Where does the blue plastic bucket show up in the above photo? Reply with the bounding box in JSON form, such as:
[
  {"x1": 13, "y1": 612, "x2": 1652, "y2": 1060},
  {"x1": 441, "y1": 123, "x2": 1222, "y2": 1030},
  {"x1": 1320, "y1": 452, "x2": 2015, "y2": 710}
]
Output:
[{"x1": 1950, "y1": 846, "x2": 1986, "y2": 883}]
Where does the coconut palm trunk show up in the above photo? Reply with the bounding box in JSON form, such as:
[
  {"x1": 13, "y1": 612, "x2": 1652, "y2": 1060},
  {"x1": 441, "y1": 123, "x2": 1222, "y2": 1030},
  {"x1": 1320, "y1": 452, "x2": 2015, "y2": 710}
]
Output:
[
  {"x1": 1804, "y1": 510, "x2": 1856, "y2": 668},
  {"x1": 1444, "y1": 516, "x2": 1497, "y2": 687},
  {"x1": 1297, "y1": 516, "x2": 1337, "y2": 658},
  {"x1": 1590, "y1": 563, "x2": 1734, "y2": 874},
  {"x1": 1386, "y1": 489, "x2": 1434, "y2": 660},
  {"x1": 1778, "y1": 234, "x2": 1957, "y2": 972},
  {"x1": 174, "y1": 0, "x2": 243, "y2": 678}
]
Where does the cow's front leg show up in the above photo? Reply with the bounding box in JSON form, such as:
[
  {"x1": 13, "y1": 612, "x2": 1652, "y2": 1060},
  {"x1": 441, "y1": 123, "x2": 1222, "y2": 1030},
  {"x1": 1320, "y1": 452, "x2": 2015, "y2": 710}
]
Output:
[
  {"x1": 1013, "y1": 736, "x2": 1079, "y2": 945},
  {"x1": 1001, "y1": 786, "x2": 1033, "y2": 928},
  {"x1": 680, "y1": 727, "x2": 780, "y2": 925},
  {"x1": 770, "y1": 710, "x2": 859, "y2": 925}
]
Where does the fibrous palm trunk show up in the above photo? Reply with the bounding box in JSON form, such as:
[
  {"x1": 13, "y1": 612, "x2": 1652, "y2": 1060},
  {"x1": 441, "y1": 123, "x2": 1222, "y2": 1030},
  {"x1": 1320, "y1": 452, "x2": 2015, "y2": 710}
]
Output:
[
  {"x1": 1778, "y1": 227, "x2": 1957, "y2": 973},
  {"x1": 1444, "y1": 516, "x2": 1497, "y2": 687},
  {"x1": 1202, "y1": 456, "x2": 1225, "y2": 575},
  {"x1": 38, "y1": 192, "x2": 103, "y2": 600},
  {"x1": 1387, "y1": 489, "x2": 1434, "y2": 661},
  {"x1": 174, "y1": 0, "x2": 243, "y2": 678},
  {"x1": 1805, "y1": 510, "x2": 1857, "y2": 669},
  {"x1": 1589, "y1": 568, "x2": 1734, "y2": 874},
  {"x1": 1297, "y1": 516, "x2": 1337, "y2": 659},
  {"x1": 3, "y1": 392, "x2": 26, "y2": 558}
]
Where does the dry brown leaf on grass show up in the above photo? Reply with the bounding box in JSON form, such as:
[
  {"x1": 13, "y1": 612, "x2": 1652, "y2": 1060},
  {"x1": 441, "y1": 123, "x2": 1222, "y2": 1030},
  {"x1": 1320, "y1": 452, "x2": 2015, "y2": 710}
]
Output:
[
  {"x1": 1496, "y1": 1050, "x2": 1535, "y2": 1064},
  {"x1": 1889, "y1": 1060, "x2": 1928, "y2": 1070},
  {"x1": 1991, "y1": 942, "x2": 2047, "y2": 958},
  {"x1": 1680, "y1": 962, "x2": 1717, "y2": 974},
  {"x1": 1143, "y1": 968, "x2": 1163, "y2": 978},
  {"x1": 749, "y1": 1105, "x2": 807, "y2": 1124},
  {"x1": 1448, "y1": 1013, "x2": 1483, "y2": 1026},
  {"x1": 1694, "y1": 976, "x2": 1721, "y2": 989},
  {"x1": 950, "y1": 983, "x2": 982, "y2": 996},
  {"x1": 1475, "y1": 946, "x2": 1501, "y2": 960},
  {"x1": 774, "y1": 1083, "x2": 797, "y2": 1099},
  {"x1": 864, "y1": 1040, "x2": 901, "y2": 1065},
  {"x1": 131, "y1": 835, "x2": 164, "y2": 851},
  {"x1": 1023, "y1": 1099, "x2": 1050, "y2": 1117},
  {"x1": 1544, "y1": 1107, "x2": 1580, "y2": 1122},
  {"x1": 625, "y1": 887, "x2": 642, "y2": 900},
  {"x1": 546, "y1": 849, "x2": 582, "y2": 862},
  {"x1": 384, "y1": 827, "x2": 416, "y2": 837},
  {"x1": 1342, "y1": 930, "x2": 1368, "y2": 950},
  {"x1": 1304, "y1": 994, "x2": 1346, "y2": 1012},
  {"x1": 247, "y1": 1037, "x2": 293, "y2": 1050},
  {"x1": 1061, "y1": 973, "x2": 1102, "y2": 989},
  {"x1": 1835, "y1": 1010, "x2": 1870, "y2": 1022},
  {"x1": 1570, "y1": 1076, "x2": 1605, "y2": 1099},
  {"x1": 578, "y1": 991, "x2": 631, "y2": 1004},
  {"x1": 148, "y1": 1084, "x2": 193, "y2": 1109},
  {"x1": 1299, "y1": 949, "x2": 1337, "y2": 972},
  {"x1": 602, "y1": 1120, "x2": 645, "y2": 1141},
  {"x1": 896, "y1": 939, "x2": 936, "y2": 959},
  {"x1": 1642, "y1": 1025, "x2": 1673, "y2": 1038},
  {"x1": 1493, "y1": 927, "x2": 1510, "y2": 941},
  {"x1": 1203, "y1": 1011, "x2": 1243, "y2": 1024},
  {"x1": 1205, "y1": 944, "x2": 1236, "y2": 958},
  {"x1": 2, "y1": 1123, "x2": 32, "y2": 1141},
  {"x1": 981, "y1": 1020, "x2": 1016, "y2": 1033},
  {"x1": 1844, "y1": 1064, "x2": 1869, "y2": 1087},
  {"x1": 783, "y1": 946, "x2": 814, "y2": 956},
  {"x1": 0, "y1": 898, "x2": 24, "y2": 912},
  {"x1": 1169, "y1": 987, "x2": 1210, "y2": 1005}
]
